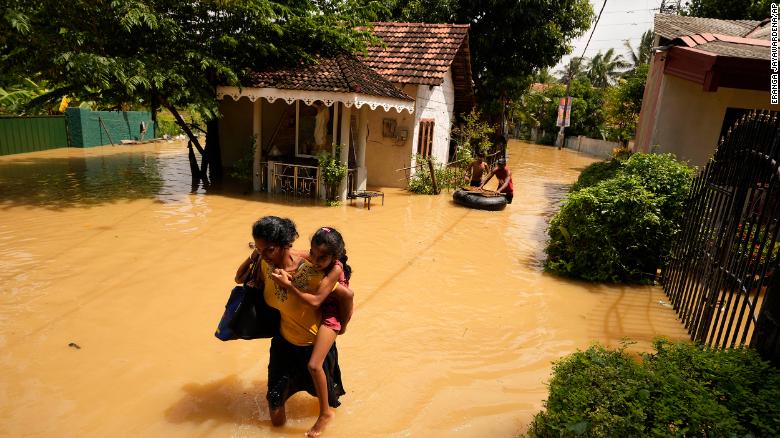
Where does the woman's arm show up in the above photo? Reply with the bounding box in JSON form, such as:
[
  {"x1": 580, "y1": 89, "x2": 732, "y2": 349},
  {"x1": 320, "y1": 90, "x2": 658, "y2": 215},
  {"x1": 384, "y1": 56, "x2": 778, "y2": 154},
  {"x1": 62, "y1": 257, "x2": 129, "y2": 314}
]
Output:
[
  {"x1": 270, "y1": 264, "x2": 342, "y2": 307},
  {"x1": 235, "y1": 250, "x2": 259, "y2": 284}
]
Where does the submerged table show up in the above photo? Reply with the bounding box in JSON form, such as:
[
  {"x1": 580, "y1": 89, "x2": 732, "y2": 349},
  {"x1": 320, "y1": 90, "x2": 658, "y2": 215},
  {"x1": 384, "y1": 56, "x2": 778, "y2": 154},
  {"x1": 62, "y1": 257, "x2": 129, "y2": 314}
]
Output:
[{"x1": 348, "y1": 190, "x2": 384, "y2": 210}]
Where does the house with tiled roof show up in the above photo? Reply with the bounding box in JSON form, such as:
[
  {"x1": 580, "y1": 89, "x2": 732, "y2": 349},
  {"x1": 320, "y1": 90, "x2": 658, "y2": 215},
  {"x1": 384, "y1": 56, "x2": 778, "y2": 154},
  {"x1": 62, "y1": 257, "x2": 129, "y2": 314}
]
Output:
[
  {"x1": 635, "y1": 14, "x2": 780, "y2": 166},
  {"x1": 216, "y1": 22, "x2": 474, "y2": 198}
]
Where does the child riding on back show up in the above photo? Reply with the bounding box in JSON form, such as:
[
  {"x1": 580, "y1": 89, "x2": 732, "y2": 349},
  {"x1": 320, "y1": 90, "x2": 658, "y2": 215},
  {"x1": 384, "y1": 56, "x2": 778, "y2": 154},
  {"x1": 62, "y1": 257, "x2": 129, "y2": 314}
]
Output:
[{"x1": 269, "y1": 226, "x2": 354, "y2": 437}]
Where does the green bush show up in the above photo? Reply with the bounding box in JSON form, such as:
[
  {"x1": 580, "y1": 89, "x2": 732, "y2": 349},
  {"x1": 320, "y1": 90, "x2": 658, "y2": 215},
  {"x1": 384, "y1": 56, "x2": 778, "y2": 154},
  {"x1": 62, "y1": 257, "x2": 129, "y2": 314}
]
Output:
[
  {"x1": 157, "y1": 119, "x2": 183, "y2": 136},
  {"x1": 570, "y1": 158, "x2": 622, "y2": 192},
  {"x1": 547, "y1": 153, "x2": 694, "y2": 282},
  {"x1": 529, "y1": 340, "x2": 780, "y2": 437},
  {"x1": 620, "y1": 153, "x2": 695, "y2": 237},
  {"x1": 408, "y1": 155, "x2": 464, "y2": 194},
  {"x1": 546, "y1": 175, "x2": 665, "y2": 282}
]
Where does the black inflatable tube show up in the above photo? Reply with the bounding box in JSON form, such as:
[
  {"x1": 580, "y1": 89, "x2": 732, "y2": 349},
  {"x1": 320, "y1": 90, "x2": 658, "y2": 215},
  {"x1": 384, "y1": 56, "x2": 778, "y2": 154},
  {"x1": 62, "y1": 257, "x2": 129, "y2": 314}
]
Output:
[{"x1": 452, "y1": 189, "x2": 507, "y2": 211}]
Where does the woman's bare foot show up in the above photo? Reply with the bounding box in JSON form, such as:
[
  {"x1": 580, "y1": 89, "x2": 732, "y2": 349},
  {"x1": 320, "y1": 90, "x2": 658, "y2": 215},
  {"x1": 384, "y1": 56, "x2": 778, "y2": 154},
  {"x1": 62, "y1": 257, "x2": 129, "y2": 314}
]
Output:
[{"x1": 305, "y1": 410, "x2": 335, "y2": 437}]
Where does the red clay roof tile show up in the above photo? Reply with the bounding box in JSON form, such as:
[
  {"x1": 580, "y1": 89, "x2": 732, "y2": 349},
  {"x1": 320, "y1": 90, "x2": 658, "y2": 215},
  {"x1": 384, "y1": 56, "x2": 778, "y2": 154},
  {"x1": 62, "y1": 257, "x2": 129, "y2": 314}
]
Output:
[
  {"x1": 360, "y1": 22, "x2": 470, "y2": 85},
  {"x1": 246, "y1": 54, "x2": 413, "y2": 101}
]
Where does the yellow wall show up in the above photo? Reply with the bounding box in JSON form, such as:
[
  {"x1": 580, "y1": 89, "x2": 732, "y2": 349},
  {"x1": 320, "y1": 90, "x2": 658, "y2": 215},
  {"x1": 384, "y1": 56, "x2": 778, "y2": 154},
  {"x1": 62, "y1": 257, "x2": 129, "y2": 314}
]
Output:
[
  {"x1": 653, "y1": 75, "x2": 780, "y2": 168},
  {"x1": 218, "y1": 97, "x2": 253, "y2": 167},
  {"x1": 365, "y1": 109, "x2": 415, "y2": 188},
  {"x1": 365, "y1": 85, "x2": 417, "y2": 188}
]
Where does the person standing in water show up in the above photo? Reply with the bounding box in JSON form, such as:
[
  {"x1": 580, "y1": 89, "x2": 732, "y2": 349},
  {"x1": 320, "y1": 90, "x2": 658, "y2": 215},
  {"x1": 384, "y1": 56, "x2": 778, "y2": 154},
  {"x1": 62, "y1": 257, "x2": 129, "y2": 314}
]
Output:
[
  {"x1": 466, "y1": 152, "x2": 489, "y2": 187},
  {"x1": 270, "y1": 226, "x2": 353, "y2": 437},
  {"x1": 480, "y1": 158, "x2": 514, "y2": 204},
  {"x1": 234, "y1": 217, "x2": 346, "y2": 434}
]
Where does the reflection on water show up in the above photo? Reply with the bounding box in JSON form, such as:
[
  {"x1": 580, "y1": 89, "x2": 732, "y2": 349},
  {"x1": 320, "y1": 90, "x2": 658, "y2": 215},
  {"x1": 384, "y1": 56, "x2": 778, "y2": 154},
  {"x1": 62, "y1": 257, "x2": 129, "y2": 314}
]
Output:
[{"x1": 0, "y1": 140, "x2": 689, "y2": 437}]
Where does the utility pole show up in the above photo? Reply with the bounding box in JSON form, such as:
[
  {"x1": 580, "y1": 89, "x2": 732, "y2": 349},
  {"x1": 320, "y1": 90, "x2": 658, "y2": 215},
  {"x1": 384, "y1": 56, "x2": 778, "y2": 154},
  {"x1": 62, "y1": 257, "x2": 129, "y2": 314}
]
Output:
[
  {"x1": 555, "y1": 66, "x2": 574, "y2": 150},
  {"x1": 555, "y1": 0, "x2": 609, "y2": 150}
]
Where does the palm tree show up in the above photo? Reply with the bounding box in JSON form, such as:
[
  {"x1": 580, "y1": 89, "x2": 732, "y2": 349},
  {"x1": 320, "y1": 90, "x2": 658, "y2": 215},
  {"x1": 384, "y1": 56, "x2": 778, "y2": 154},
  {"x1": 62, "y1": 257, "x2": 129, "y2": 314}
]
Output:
[
  {"x1": 533, "y1": 67, "x2": 556, "y2": 84},
  {"x1": 624, "y1": 30, "x2": 654, "y2": 69},
  {"x1": 556, "y1": 57, "x2": 586, "y2": 82},
  {"x1": 587, "y1": 48, "x2": 630, "y2": 87}
]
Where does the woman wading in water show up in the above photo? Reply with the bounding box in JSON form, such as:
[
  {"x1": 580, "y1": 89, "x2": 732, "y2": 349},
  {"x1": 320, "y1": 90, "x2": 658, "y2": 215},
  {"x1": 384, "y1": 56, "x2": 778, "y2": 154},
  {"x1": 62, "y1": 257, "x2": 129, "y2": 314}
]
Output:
[{"x1": 235, "y1": 216, "x2": 345, "y2": 435}]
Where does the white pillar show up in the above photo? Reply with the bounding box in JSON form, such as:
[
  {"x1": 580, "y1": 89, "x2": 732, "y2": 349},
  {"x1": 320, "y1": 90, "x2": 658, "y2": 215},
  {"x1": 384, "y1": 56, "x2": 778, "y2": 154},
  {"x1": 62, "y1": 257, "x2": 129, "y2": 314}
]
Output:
[
  {"x1": 356, "y1": 106, "x2": 368, "y2": 191},
  {"x1": 338, "y1": 104, "x2": 351, "y2": 201},
  {"x1": 252, "y1": 99, "x2": 262, "y2": 191}
]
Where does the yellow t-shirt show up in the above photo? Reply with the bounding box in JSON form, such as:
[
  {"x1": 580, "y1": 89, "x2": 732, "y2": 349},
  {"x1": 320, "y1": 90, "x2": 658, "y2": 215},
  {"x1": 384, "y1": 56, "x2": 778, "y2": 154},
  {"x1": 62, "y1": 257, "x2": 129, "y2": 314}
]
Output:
[{"x1": 261, "y1": 258, "x2": 323, "y2": 346}]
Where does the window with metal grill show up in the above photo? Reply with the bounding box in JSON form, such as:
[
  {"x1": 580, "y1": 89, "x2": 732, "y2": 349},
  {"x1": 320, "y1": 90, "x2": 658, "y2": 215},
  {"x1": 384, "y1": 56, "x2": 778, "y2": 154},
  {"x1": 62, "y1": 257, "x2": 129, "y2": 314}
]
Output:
[{"x1": 417, "y1": 119, "x2": 435, "y2": 157}]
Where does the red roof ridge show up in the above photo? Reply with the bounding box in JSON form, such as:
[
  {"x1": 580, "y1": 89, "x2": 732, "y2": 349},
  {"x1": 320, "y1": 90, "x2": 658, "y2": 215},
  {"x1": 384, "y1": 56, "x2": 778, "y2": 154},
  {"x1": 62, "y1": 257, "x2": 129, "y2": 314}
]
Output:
[
  {"x1": 676, "y1": 32, "x2": 771, "y2": 48},
  {"x1": 744, "y1": 18, "x2": 771, "y2": 38},
  {"x1": 371, "y1": 22, "x2": 470, "y2": 28}
]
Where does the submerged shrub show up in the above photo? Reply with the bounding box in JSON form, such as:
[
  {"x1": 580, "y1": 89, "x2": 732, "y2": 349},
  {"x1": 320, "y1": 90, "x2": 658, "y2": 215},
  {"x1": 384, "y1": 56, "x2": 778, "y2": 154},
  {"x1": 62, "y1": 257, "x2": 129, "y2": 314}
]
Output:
[
  {"x1": 546, "y1": 175, "x2": 664, "y2": 282},
  {"x1": 408, "y1": 155, "x2": 464, "y2": 194},
  {"x1": 548, "y1": 152, "x2": 694, "y2": 282},
  {"x1": 528, "y1": 340, "x2": 780, "y2": 437},
  {"x1": 570, "y1": 158, "x2": 621, "y2": 192},
  {"x1": 620, "y1": 153, "x2": 695, "y2": 238}
]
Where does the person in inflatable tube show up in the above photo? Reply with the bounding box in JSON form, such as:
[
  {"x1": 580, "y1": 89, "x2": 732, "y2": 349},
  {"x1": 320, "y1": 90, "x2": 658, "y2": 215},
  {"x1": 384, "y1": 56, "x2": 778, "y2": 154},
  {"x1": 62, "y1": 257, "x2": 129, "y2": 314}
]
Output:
[
  {"x1": 234, "y1": 216, "x2": 346, "y2": 433},
  {"x1": 480, "y1": 158, "x2": 514, "y2": 204}
]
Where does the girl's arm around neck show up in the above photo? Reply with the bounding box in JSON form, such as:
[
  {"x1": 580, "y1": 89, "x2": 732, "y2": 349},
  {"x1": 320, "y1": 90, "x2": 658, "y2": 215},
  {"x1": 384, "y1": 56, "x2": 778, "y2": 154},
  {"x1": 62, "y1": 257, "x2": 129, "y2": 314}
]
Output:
[{"x1": 270, "y1": 264, "x2": 341, "y2": 307}]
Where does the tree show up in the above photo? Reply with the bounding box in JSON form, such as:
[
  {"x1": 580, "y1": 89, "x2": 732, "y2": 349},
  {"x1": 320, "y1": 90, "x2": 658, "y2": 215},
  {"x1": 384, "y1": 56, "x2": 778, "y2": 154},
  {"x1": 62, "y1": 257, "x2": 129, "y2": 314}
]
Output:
[
  {"x1": 682, "y1": 0, "x2": 771, "y2": 20},
  {"x1": 624, "y1": 30, "x2": 654, "y2": 70},
  {"x1": 0, "y1": 77, "x2": 53, "y2": 114},
  {"x1": 556, "y1": 57, "x2": 587, "y2": 82},
  {"x1": 1, "y1": 0, "x2": 381, "y2": 183},
  {"x1": 604, "y1": 64, "x2": 648, "y2": 143},
  {"x1": 586, "y1": 48, "x2": 630, "y2": 88},
  {"x1": 381, "y1": 0, "x2": 594, "y2": 117}
]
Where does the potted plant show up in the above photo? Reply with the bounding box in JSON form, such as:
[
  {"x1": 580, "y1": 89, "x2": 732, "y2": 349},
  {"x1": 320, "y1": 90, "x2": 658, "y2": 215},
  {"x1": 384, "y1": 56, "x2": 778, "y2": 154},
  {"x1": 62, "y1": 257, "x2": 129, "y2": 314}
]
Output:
[{"x1": 317, "y1": 145, "x2": 347, "y2": 204}]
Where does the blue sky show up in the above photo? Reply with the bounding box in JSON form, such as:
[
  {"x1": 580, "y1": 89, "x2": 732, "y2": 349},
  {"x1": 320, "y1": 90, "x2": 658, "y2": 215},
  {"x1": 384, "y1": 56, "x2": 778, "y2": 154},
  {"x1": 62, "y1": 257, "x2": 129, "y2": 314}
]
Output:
[{"x1": 552, "y1": 0, "x2": 663, "y2": 75}]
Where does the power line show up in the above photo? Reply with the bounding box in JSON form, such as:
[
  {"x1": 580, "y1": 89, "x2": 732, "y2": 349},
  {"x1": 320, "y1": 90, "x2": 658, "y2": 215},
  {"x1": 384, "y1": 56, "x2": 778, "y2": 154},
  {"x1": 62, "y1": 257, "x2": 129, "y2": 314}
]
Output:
[
  {"x1": 602, "y1": 8, "x2": 657, "y2": 14},
  {"x1": 556, "y1": 0, "x2": 609, "y2": 148},
  {"x1": 598, "y1": 21, "x2": 653, "y2": 27},
  {"x1": 578, "y1": 0, "x2": 609, "y2": 62}
]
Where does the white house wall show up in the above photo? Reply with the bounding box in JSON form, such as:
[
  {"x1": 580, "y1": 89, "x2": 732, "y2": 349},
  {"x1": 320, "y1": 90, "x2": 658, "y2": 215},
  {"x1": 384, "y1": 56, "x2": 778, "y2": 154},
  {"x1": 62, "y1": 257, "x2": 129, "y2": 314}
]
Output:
[
  {"x1": 412, "y1": 69, "x2": 456, "y2": 166},
  {"x1": 365, "y1": 84, "x2": 417, "y2": 188},
  {"x1": 650, "y1": 75, "x2": 780, "y2": 168}
]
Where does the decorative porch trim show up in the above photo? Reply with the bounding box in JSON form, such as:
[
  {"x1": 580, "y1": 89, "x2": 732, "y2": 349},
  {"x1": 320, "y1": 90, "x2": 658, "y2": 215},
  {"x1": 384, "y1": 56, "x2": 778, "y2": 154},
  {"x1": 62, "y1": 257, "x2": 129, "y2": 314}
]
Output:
[{"x1": 216, "y1": 86, "x2": 415, "y2": 114}]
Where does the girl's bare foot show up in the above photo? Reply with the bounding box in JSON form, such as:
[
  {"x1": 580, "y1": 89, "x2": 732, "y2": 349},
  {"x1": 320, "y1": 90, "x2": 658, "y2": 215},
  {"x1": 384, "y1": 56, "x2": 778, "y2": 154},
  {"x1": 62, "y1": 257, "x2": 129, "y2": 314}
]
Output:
[{"x1": 305, "y1": 410, "x2": 335, "y2": 437}]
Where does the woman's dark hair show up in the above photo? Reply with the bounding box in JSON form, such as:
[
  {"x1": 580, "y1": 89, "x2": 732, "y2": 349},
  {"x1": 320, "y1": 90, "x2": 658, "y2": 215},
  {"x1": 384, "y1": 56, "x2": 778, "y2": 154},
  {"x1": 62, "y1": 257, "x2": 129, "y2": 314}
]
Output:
[
  {"x1": 252, "y1": 216, "x2": 299, "y2": 247},
  {"x1": 311, "y1": 226, "x2": 352, "y2": 281}
]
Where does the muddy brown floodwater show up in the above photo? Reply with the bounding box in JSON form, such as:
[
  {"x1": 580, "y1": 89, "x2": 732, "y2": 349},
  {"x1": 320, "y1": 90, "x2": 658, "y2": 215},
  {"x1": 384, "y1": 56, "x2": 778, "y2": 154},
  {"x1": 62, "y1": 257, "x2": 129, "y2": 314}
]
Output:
[{"x1": 0, "y1": 140, "x2": 688, "y2": 437}]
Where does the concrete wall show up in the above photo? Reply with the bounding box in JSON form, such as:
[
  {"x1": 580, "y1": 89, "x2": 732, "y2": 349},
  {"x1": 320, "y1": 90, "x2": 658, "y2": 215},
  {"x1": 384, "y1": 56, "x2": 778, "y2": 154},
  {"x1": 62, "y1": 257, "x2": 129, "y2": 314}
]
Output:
[
  {"x1": 365, "y1": 84, "x2": 416, "y2": 188},
  {"x1": 412, "y1": 69, "x2": 455, "y2": 165},
  {"x1": 564, "y1": 136, "x2": 620, "y2": 158},
  {"x1": 643, "y1": 75, "x2": 780, "y2": 167},
  {"x1": 65, "y1": 108, "x2": 154, "y2": 147},
  {"x1": 218, "y1": 97, "x2": 254, "y2": 167},
  {"x1": 635, "y1": 51, "x2": 666, "y2": 153}
]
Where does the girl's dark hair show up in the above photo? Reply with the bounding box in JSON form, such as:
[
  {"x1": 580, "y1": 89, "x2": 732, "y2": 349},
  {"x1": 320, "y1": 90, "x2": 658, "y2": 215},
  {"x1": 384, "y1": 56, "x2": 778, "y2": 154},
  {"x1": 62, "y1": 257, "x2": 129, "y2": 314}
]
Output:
[
  {"x1": 252, "y1": 216, "x2": 299, "y2": 247},
  {"x1": 311, "y1": 226, "x2": 352, "y2": 281}
]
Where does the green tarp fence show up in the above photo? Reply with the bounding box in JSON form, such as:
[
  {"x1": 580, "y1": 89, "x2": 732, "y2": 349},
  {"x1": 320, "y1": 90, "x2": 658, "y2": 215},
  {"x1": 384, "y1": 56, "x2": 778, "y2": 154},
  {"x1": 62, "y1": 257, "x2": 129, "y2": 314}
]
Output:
[
  {"x1": 0, "y1": 109, "x2": 155, "y2": 155},
  {"x1": 0, "y1": 116, "x2": 68, "y2": 155}
]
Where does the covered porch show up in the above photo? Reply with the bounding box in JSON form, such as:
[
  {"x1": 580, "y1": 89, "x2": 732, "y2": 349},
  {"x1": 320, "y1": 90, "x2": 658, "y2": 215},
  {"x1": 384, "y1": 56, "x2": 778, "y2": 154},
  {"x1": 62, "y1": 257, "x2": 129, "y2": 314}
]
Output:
[{"x1": 216, "y1": 55, "x2": 414, "y2": 201}]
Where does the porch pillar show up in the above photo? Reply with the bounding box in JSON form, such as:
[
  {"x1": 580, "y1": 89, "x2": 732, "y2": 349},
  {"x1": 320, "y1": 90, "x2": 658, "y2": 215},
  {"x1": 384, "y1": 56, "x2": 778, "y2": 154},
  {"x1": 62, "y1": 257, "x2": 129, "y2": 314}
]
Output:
[
  {"x1": 356, "y1": 106, "x2": 368, "y2": 191},
  {"x1": 338, "y1": 104, "x2": 351, "y2": 201},
  {"x1": 252, "y1": 99, "x2": 262, "y2": 191}
]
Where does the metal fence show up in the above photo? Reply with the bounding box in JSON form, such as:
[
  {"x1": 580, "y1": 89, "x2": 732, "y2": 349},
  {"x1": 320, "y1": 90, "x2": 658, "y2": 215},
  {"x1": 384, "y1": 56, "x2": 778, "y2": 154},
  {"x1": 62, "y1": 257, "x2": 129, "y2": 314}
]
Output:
[
  {"x1": 0, "y1": 116, "x2": 68, "y2": 155},
  {"x1": 663, "y1": 110, "x2": 780, "y2": 366}
]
